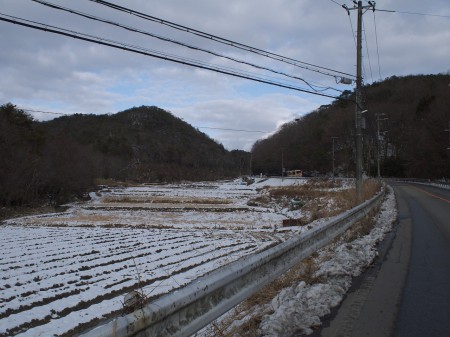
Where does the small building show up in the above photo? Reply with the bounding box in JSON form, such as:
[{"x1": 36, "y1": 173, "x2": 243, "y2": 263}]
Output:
[{"x1": 286, "y1": 169, "x2": 303, "y2": 177}]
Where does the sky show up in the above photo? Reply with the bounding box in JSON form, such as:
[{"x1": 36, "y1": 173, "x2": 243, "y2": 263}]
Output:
[{"x1": 1, "y1": 0, "x2": 449, "y2": 151}]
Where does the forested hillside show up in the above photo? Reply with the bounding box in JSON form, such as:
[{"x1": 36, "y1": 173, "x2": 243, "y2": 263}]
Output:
[
  {"x1": 251, "y1": 74, "x2": 450, "y2": 179},
  {"x1": 0, "y1": 105, "x2": 249, "y2": 206},
  {"x1": 2, "y1": 74, "x2": 449, "y2": 207}
]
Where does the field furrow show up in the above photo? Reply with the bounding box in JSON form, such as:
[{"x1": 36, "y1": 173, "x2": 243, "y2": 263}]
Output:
[{"x1": 1, "y1": 178, "x2": 311, "y2": 336}]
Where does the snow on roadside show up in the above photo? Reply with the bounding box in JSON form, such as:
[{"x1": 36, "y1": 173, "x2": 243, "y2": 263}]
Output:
[{"x1": 259, "y1": 185, "x2": 397, "y2": 336}]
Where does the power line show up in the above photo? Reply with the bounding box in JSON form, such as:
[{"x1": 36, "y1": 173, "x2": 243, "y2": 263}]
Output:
[
  {"x1": 31, "y1": 0, "x2": 343, "y2": 94},
  {"x1": 88, "y1": 0, "x2": 356, "y2": 79},
  {"x1": 372, "y1": 11, "x2": 382, "y2": 80},
  {"x1": 376, "y1": 8, "x2": 450, "y2": 18},
  {"x1": 363, "y1": 19, "x2": 374, "y2": 83},
  {"x1": 0, "y1": 13, "x2": 344, "y2": 100},
  {"x1": 22, "y1": 108, "x2": 66, "y2": 115},
  {"x1": 21, "y1": 108, "x2": 273, "y2": 134},
  {"x1": 346, "y1": 9, "x2": 357, "y2": 49},
  {"x1": 342, "y1": 5, "x2": 370, "y2": 82},
  {"x1": 196, "y1": 126, "x2": 271, "y2": 133},
  {"x1": 329, "y1": 0, "x2": 343, "y2": 6}
]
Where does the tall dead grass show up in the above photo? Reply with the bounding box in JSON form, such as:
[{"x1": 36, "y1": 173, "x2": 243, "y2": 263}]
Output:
[
  {"x1": 208, "y1": 179, "x2": 383, "y2": 336},
  {"x1": 101, "y1": 196, "x2": 231, "y2": 205},
  {"x1": 209, "y1": 256, "x2": 322, "y2": 336},
  {"x1": 254, "y1": 178, "x2": 381, "y2": 224}
]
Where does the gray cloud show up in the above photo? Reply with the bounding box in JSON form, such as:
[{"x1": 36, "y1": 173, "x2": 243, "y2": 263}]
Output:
[{"x1": 1, "y1": 0, "x2": 449, "y2": 149}]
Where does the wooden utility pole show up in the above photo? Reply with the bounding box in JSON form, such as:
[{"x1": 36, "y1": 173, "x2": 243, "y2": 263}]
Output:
[
  {"x1": 355, "y1": 0, "x2": 363, "y2": 201},
  {"x1": 342, "y1": 1, "x2": 375, "y2": 201}
]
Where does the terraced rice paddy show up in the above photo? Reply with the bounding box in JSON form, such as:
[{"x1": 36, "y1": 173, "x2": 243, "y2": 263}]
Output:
[{"x1": 1, "y1": 178, "x2": 314, "y2": 336}]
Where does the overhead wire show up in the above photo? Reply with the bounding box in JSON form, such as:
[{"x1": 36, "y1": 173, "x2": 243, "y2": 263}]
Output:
[
  {"x1": 362, "y1": 19, "x2": 374, "y2": 83},
  {"x1": 372, "y1": 11, "x2": 382, "y2": 80},
  {"x1": 347, "y1": 10, "x2": 357, "y2": 49},
  {"x1": 87, "y1": 0, "x2": 356, "y2": 79},
  {"x1": 375, "y1": 8, "x2": 450, "y2": 18},
  {"x1": 370, "y1": 5, "x2": 450, "y2": 81},
  {"x1": 196, "y1": 126, "x2": 271, "y2": 134},
  {"x1": 20, "y1": 107, "x2": 273, "y2": 134},
  {"x1": 30, "y1": 0, "x2": 343, "y2": 94},
  {"x1": 0, "y1": 13, "x2": 345, "y2": 100},
  {"x1": 346, "y1": 4, "x2": 363, "y2": 97},
  {"x1": 22, "y1": 108, "x2": 67, "y2": 116},
  {"x1": 9, "y1": 1, "x2": 446, "y2": 125},
  {"x1": 329, "y1": 0, "x2": 343, "y2": 6}
]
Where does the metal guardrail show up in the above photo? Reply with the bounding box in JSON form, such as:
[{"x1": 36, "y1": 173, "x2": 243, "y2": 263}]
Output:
[
  {"x1": 81, "y1": 188, "x2": 385, "y2": 337},
  {"x1": 390, "y1": 178, "x2": 450, "y2": 191},
  {"x1": 413, "y1": 181, "x2": 450, "y2": 190}
]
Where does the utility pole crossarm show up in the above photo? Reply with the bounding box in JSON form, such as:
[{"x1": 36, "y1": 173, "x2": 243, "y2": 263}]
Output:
[{"x1": 343, "y1": 1, "x2": 377, "y2": 13}]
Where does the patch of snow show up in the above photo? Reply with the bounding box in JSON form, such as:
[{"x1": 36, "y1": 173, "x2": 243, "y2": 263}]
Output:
[{"x1": 259, "y1": 186, "x2": 397, "y2": 336}]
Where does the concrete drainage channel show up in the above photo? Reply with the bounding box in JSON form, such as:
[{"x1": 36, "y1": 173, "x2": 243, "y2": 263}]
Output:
[{"x1": 80, "y1": 189, "x2": 385, "y2": 337}]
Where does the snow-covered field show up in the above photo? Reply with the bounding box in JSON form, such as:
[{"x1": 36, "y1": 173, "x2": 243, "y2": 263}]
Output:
[
  {"x1": 1, "y1": 178, "x2": 321, "y2": 337},
  {"x1": 1, "y1": 178, "x2": 392, "y2": 337}
]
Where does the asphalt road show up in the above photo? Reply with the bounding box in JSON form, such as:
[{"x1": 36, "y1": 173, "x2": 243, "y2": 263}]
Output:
[
  {"x1": 392, "y1": 183, "x2": 450, "y2": 337},
  {"x1": 319, "y1": 182, "x2": 450, "y2": 337}
]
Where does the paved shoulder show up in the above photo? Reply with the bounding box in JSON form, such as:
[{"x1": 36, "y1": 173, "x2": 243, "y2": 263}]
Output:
[
  {"x1": 392, "y1": 183, "x2": 450, "y2": 337},
  {"x1": 320, "y1": 185, "x2": 412, "y2": 337},
  {"x1": 321, "y1": 182, "x2": 450, "y2": 337}
]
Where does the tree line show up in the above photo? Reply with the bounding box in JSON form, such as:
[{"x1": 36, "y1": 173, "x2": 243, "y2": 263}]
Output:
[
  {"x1": 0, "y1": 104, "x2": 250, "y2": 206},
  {"x1": 251, "y1": 74, "x2": 450, "y2": 179},
  {"x1": 2, "y1": 74, "x2": 449, "y2": 208}
]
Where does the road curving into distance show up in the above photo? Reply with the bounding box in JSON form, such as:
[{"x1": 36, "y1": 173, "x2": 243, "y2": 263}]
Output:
[
  {"x1": 320, "y1": 181, "x2": 450, "y2": 337},
  {"x1": 391, "y1": 183, "x2": 450, "y2": 337}
]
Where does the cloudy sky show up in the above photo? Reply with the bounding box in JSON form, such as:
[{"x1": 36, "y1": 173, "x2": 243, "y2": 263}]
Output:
[{"x1": 1, "y1": 0, "x2": 449, "y2": 150}]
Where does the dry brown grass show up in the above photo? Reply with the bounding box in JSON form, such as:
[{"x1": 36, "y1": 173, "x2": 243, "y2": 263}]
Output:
[
  {"x1": 263, "y1": 179, "x2": 380, "y2": 225},
  {"x1": 68, "y1": 214, "x2": 118, "y2": 223},
  {"x1": 361, "y1": 179, "x2": 382, "y2": 202},
  {"x1": 243, "y1": 257, "x2": 321, "y2": 309},
  {"x1": 208, "y1": 180, "x2": 384, "y2": 336},
  {"x1": 342, "y1": 207, "x2": 379, "y2": 243},
  {"x1": 209, "y1": 256, "x2": 322, "y2": 336},
  {"x1": 211, "y1": 316, "x2": 262, "y2": 337},
  {"x1": 101, "y1": 196, "x2": 231, "y2": 205}
]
